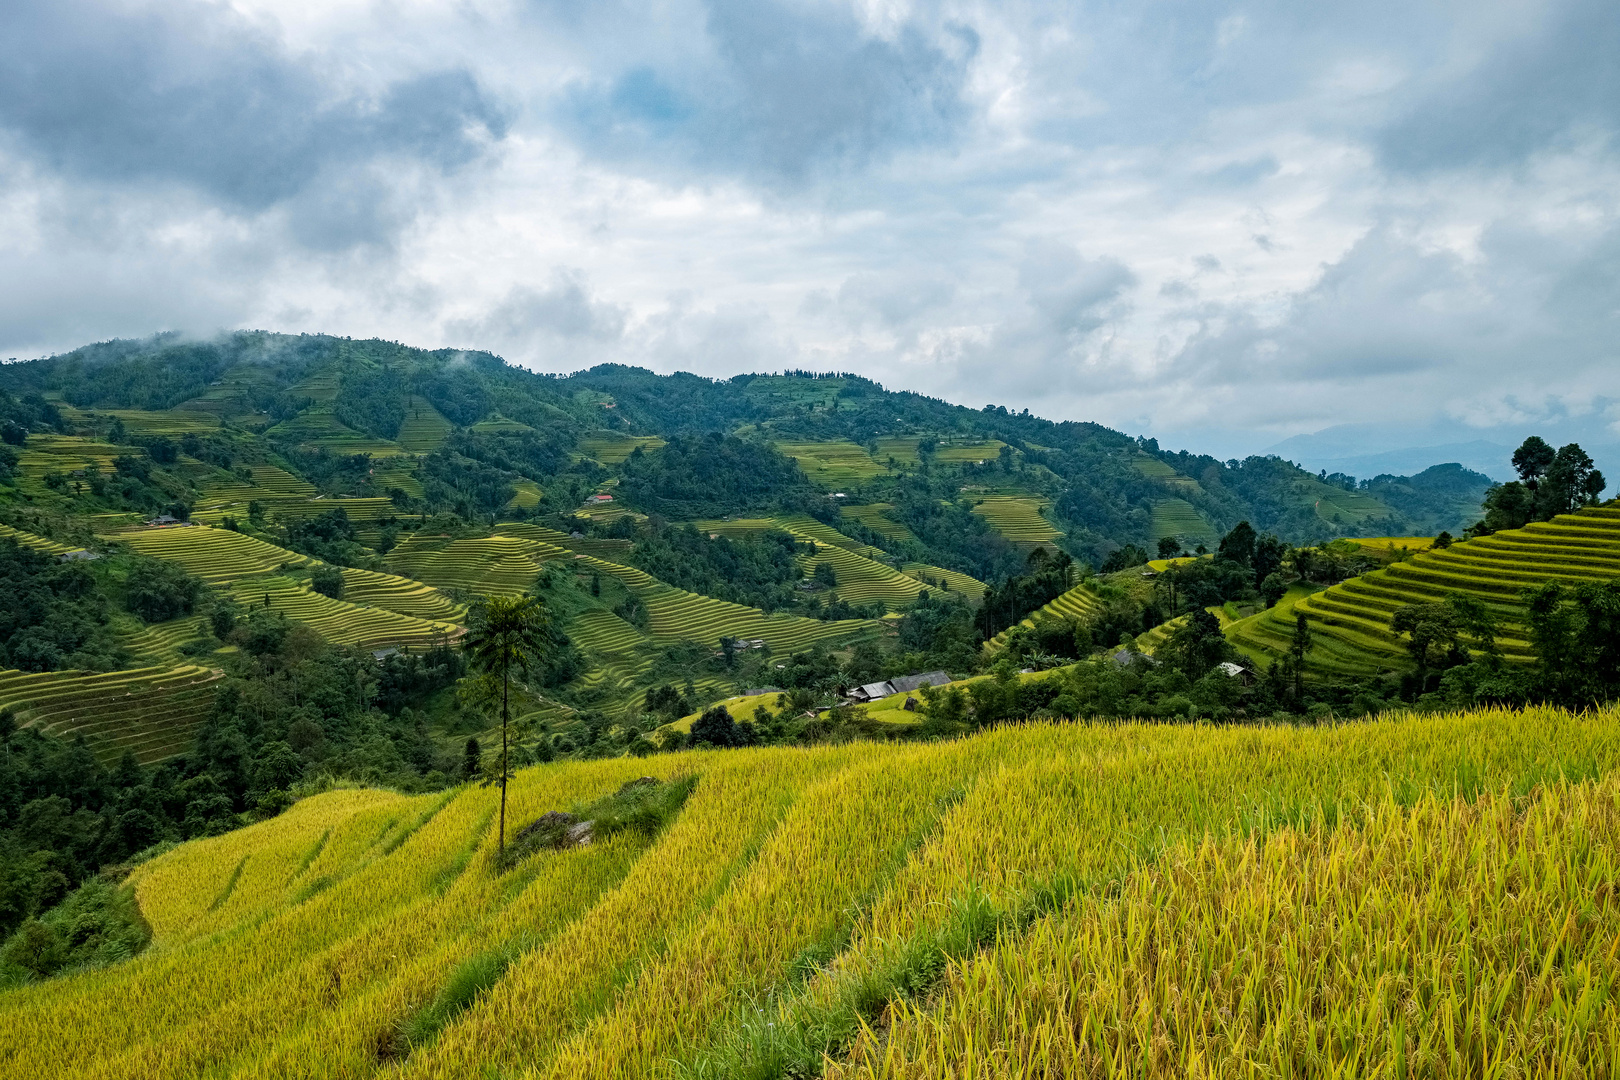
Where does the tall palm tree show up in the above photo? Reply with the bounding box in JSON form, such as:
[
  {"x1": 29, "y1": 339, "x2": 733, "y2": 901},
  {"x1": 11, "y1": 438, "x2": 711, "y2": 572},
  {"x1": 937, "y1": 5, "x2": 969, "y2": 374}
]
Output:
[{"x1": 465, "y1": 595, "x2": 549, "y2": 853}]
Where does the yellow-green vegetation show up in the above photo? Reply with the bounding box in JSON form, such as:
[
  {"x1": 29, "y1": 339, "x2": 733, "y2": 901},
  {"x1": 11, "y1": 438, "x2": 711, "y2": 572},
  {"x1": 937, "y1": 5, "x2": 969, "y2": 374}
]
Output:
[
  {"x1": 839, "y1": 502, "x2": 917, "y2": 541},
  {"x1": 3, "y1": 706, "x2": 1616, "y2": 1076},
  {"x1": 396, "y1": 397, "x2": 454, "y2": 453},
  {"x1": 1229, "y1": 507, "x2": 1620, "y2": 677},
  {"x1": 340, "y1": 567, "x2": 464, "y2": 622},
  {"x1": 0, "y1": 664, "x2": 224, "y2": 763},
  {"x1": 111, "y1": 526, "x2": 309, "y2": 582},
  {"x1": 872, "y1": 436, "x2": 1006, "y2": 467},
  {"x1": 577, "y1": 432, "x2": 665, "y2": 465},
  {"x1": 900, "y1": 562, "x2": 986, "y2": 601},
  {"x1": 388, "y1": 533, "x2": 564, "y2": 595},
  {"x1": 986, "y1": 581, "x2": 1102, "y2": 651},
  {"x1": 469, "y1": 414, "x2": 534, "y2": 434},
  {"x1": 966, "y1": 494, "x2": 1062, "y2": 543},
  {"x1": 504, "y1": 479, "x2": 543, "y2": 510},
  {"x1": 74, "y1": 409, "x2": 222, "y2": 435},
  {"x1": 798, "y1": 542, "x2": 925, "y2": 611},
  {"x1": 232, "y1": 577, "x2": 461, "y2": 651},
  {"x1": 264, "y1": 407, "x2": 403, "y2": 457},
  {"x1": 117, "y1": 614, "x2": 218, "y2": 665},
  {"x1": 1131, "y1": 453, "x2": 1201, "y2": 493},
  {"x1": 194, "y1": 465, "x2": 320, "y2": 521},
  {"x1": 664, "y1": 690, "x2": 787, "y2": 733},
  {"x1": 773, "y1": 440, "x2": 886, "y2": 487},
  {"x1": 571, "y1": 551, "x2": 880, "y2": 652},
  {"x1": 0, "y1": 522, "x2": 75, "y2": 554},
  {"x1": 1149, "y1": 496, "x2": 1217, "y2": 545},
  {"x1": 266, "y1": 497, "x2": 397, "y2": 526},
  {"x1": 1305, "y1": 478, "x2": 1390, "y2": 526},
  {"x1": 13, "y1": 435, "x2": 124, "y2": 495}
]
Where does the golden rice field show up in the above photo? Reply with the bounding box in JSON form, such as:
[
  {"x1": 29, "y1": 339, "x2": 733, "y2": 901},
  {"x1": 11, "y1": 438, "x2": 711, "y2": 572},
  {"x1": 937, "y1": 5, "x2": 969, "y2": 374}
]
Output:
[
  {"x1": 1228, "y1": 505, "x2": 1620, "y2": 678},
  {"x1": 0, "y1": 522, "x2": 75, "y2": 554},
  {"x1": 109, "y1": 526, "x2": 309, "y2": 582},
  {"x1": 3, "y1": 705, "x2": 1617, "y2": 1076},
  {"x1": 388, "y1": 533, "x2": 564, "y2": 595},
  {"x1": 396, "y1": 397, "x2": 454, "y2": 453},
  {"x1": 967, "y1": 495, "x2": 1062, "y2": 543},
  {"x1": 0, "y1": 664, "x2": 224, "y2": 763},
  {"x1": 265, "y1": 407, "x2": 404, "y2": 457},
  {"x1": 232, "y1": 578, "x2": 463, "y2": 651}
]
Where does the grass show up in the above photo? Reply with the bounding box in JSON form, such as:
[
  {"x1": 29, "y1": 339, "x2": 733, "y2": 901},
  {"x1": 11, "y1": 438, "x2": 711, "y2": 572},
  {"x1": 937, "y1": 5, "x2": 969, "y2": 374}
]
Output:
[
  {"x1": 5, "y1": 706, "x2": 1617, "y2": 1077},
  {"x1": 965, "y1": 495, "x2": 1061, "y2": 543},
  {"x1": 1227, "y1": 505, "x2": 1620, "y2": 677}
]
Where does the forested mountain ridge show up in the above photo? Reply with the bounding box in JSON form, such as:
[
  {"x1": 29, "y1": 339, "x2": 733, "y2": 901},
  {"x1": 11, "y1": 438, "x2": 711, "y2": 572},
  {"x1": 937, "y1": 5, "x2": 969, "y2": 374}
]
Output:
[{"x1": 1, "y1": 331, "x2": 1493, "y2": 560}]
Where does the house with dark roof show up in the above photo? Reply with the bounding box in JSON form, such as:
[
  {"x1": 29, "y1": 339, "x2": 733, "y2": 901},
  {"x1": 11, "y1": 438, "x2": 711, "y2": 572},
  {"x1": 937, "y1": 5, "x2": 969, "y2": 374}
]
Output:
[{"x1": 847, "y1": 670, "x2": 951, "y2": 703}]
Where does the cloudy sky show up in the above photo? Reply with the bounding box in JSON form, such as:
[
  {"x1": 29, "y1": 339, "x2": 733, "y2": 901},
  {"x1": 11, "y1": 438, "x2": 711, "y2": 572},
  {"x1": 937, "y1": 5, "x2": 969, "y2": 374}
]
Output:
[{"x1": 2, "y1": 0, "x2": 1617, "y2": 462}]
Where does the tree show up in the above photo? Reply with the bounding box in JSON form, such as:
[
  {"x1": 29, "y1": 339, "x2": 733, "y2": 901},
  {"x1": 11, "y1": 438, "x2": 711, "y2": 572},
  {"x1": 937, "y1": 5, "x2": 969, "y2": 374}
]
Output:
[
  {"x1": 309, "y1": 565, "x2": 345, "y2": 600},
  {"x1": 1217, "y1": 521, "x2": 1257, "y2": 568},
  {"x1": 690, "y1": 705, "x2": 737, "y2": 747},
  {"x1": 465, "y1": 596, "x2": 550, "y2": 854},
  {"x1": 1512, "y1": 436, "x2": 1556, "y2": 489},
  {"x1": 1390, "y1": 602, "x2": 1462, "y2": 691},
  {"x1": 124, "y1": 559, "x2": 202, "y2": 623},
  {"x1": 1159, "y1": 608, "x2": 1232, "y2": 680},
  {"x1": 1289, "y1": 614, "x2": 1312, "y2": 705},
  {"x1": 1157, "y1": 536, "x2": 1182, "y2": 559},
  {"x1": 462, "y1": 737, "x2": 481, "y2": 780},
  {"x1": 1542, "y1": 443, "x2": 1604, "y2": 516},
  {"x1": 813, "y1": 561, "x2": 837, "y2": 588}
]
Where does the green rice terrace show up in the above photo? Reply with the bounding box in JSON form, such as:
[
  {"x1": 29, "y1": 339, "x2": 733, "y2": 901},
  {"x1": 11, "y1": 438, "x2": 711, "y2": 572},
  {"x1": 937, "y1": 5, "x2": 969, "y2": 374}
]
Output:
[{"x1": 1227, "y1": 507, "x2": 1620, "y2": 677}]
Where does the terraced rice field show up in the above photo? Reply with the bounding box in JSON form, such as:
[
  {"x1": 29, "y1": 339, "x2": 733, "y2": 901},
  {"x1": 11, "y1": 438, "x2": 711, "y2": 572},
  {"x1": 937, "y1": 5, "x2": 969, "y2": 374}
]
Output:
[
  {"x1": 266, "y1": 497, "x2": 397, "y2": 526},
  {"x1": 577, "y1": 433, "x2": 665, "y2": 465},
  {"x1": 233, "y1": 578, "x2": 462, "y2": 650},
  {"x1": 498, "y1": 523, "x2": 634, "y2": 562},
  {"x1": 118, "y1": 616, "x2": 216, "y2": 664},
  {"x1": 1228, "y1": 506, "x2": 1620, "y2": 677},
  {"x1": 11, "y1": 705, "x2": 1615, "y2": 1076},
  {"x1": 0, "y1": 523, "x2": 75, "y2": 554},
  {"x1": 388, "y1": 534, "x2": 563, "y2": 595},
  {"x1": 871, "y1": 436, "x2": 1005, "y2": 468},
  {"x1": 967, "y1": 495, "x2": 1062, "y2": 543},
  {"x1": 102, "y1": 410, "x2": 221, "y2": 435},
  {"x1": 194, "y1": 465, "x2": 321, "y2": 520},
  {"x1": 111, "y1": 526, "x2": 309, "y2": 582},
  {"x1": 396, "y1": 397, "x2": 454, "y2": 453},
  {"x1": 1131, "y1": 454, "x2": 1201, "y2": 494},
  {"x1": 570, "y1": 551, "x2": 881, "y2": 652},
  {"x1": 985, "y1": 581, "x2": 1103, "y2": 652},
  {"x1": 265, "y1": 407, "x2": 404, "y2": 457},
  {"x1": 798, "y1": 543, "x2": 925, "y2": 611},
  {"x1": 1311, "y1": 483, "x2": 1391, "y2": 526},
  {"x1": 14, "y1": 436, "x2": 124, "y2": 493},
  {"x1": 339, "y1": 568, "x2": 464, "y2": 621},
  {"x1": 505, "y1": 480, "x2": 543, "y2": 510},
  {"x1": 900, "y1": 563, "x2": 986, "y2": 602},
  {"x1": 773, "y1": 441, "x2": 886, "y2": 487},
  {"x1": 0, "y1": 664, "x2": 224, "y2": 763},
  {"x1": 469, "y1": 414, "x2": 535, "y2": 434},
  {"x1": 1149, "y1": 497, "x2": 1217, "y2": 545},
  {"x1": 839, "y1": 503, "x2": 918, "y2": 542},
  {"x1": 371, "y1": 463, "x2": 425, "y2": 499}
]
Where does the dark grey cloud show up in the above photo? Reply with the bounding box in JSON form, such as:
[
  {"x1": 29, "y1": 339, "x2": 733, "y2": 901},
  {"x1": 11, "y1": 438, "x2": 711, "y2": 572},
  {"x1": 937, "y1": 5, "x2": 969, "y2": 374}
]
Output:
[
  {"x1": 0, "y1": 1, "x2": 508, "y2": 210},
  {"x1": 1379, "y1": 0, "x2": 1620, "y2": 172},
  {"x1": 563, "y1": 0, "x2": 974, "y2": 182}
]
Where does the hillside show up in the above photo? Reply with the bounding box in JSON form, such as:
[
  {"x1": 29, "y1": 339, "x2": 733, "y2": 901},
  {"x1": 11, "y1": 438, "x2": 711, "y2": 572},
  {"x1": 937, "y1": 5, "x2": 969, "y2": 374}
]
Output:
[
  {"x1": 1227, "y1": 505, "x2": 1620, "y2": 678},
  {"x1": 1, "y1": 706, "x2": 1615, "y2": 1076}
]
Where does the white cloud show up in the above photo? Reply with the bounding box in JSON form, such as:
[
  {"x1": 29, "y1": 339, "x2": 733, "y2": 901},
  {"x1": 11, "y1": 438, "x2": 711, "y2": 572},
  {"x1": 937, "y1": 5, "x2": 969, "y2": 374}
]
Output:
[{"x1": 0, "y1": 0, "x2": 1617, "y2": 464}]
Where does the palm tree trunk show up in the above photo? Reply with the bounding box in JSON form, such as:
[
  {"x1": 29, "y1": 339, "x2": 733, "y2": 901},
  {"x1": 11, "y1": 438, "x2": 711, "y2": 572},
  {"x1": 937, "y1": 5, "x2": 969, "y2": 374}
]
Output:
[{"x1": 500, "y1": 656, "x2": 509, "y2": 853}]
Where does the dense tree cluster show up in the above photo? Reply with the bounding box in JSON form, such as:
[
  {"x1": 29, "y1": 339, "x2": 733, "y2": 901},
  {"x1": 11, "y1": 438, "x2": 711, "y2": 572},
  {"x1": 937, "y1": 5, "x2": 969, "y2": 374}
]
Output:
[{"x1": 629, "y1": 525, "x2": 805, "y2": 612}]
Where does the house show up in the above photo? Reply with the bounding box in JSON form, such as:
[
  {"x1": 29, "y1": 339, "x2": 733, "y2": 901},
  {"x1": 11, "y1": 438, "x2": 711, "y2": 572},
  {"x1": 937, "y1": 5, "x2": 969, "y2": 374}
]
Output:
[
  {"x1": 58, "y1": 549, "x2": 101, "y2": 562},
  {"x1": 1216, "y1": 661, "x2": 1254, "y2": 685},
  {"x1": 144, "y1": 514, "x2": 182, "y2": 527},
  {"x1": 585, "y1": 494, "x2": 614, "y2": 504},
  {"x1": 848, "y1": 670, "x2": 951, "y2": 703},
  {"x1": 1111, "y1": 649, "x2": 1158, "y2": 668}
]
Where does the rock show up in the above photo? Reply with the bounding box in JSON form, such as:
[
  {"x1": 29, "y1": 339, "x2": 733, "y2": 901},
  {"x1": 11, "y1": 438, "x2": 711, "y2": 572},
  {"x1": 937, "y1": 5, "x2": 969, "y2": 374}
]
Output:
[
  {"x1": 566, "y1": 821, "x2": 594, "y2": 847},
  {"x1": 616, "y1": 776, "x2": 659, "y2": 796}
]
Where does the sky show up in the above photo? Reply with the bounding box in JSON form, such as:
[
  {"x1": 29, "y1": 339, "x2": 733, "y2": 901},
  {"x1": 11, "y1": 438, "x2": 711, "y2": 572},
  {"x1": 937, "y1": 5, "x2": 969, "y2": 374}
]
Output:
[{"x1": 2, "y1": 0, "x2": 1617, "y2": 465}]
